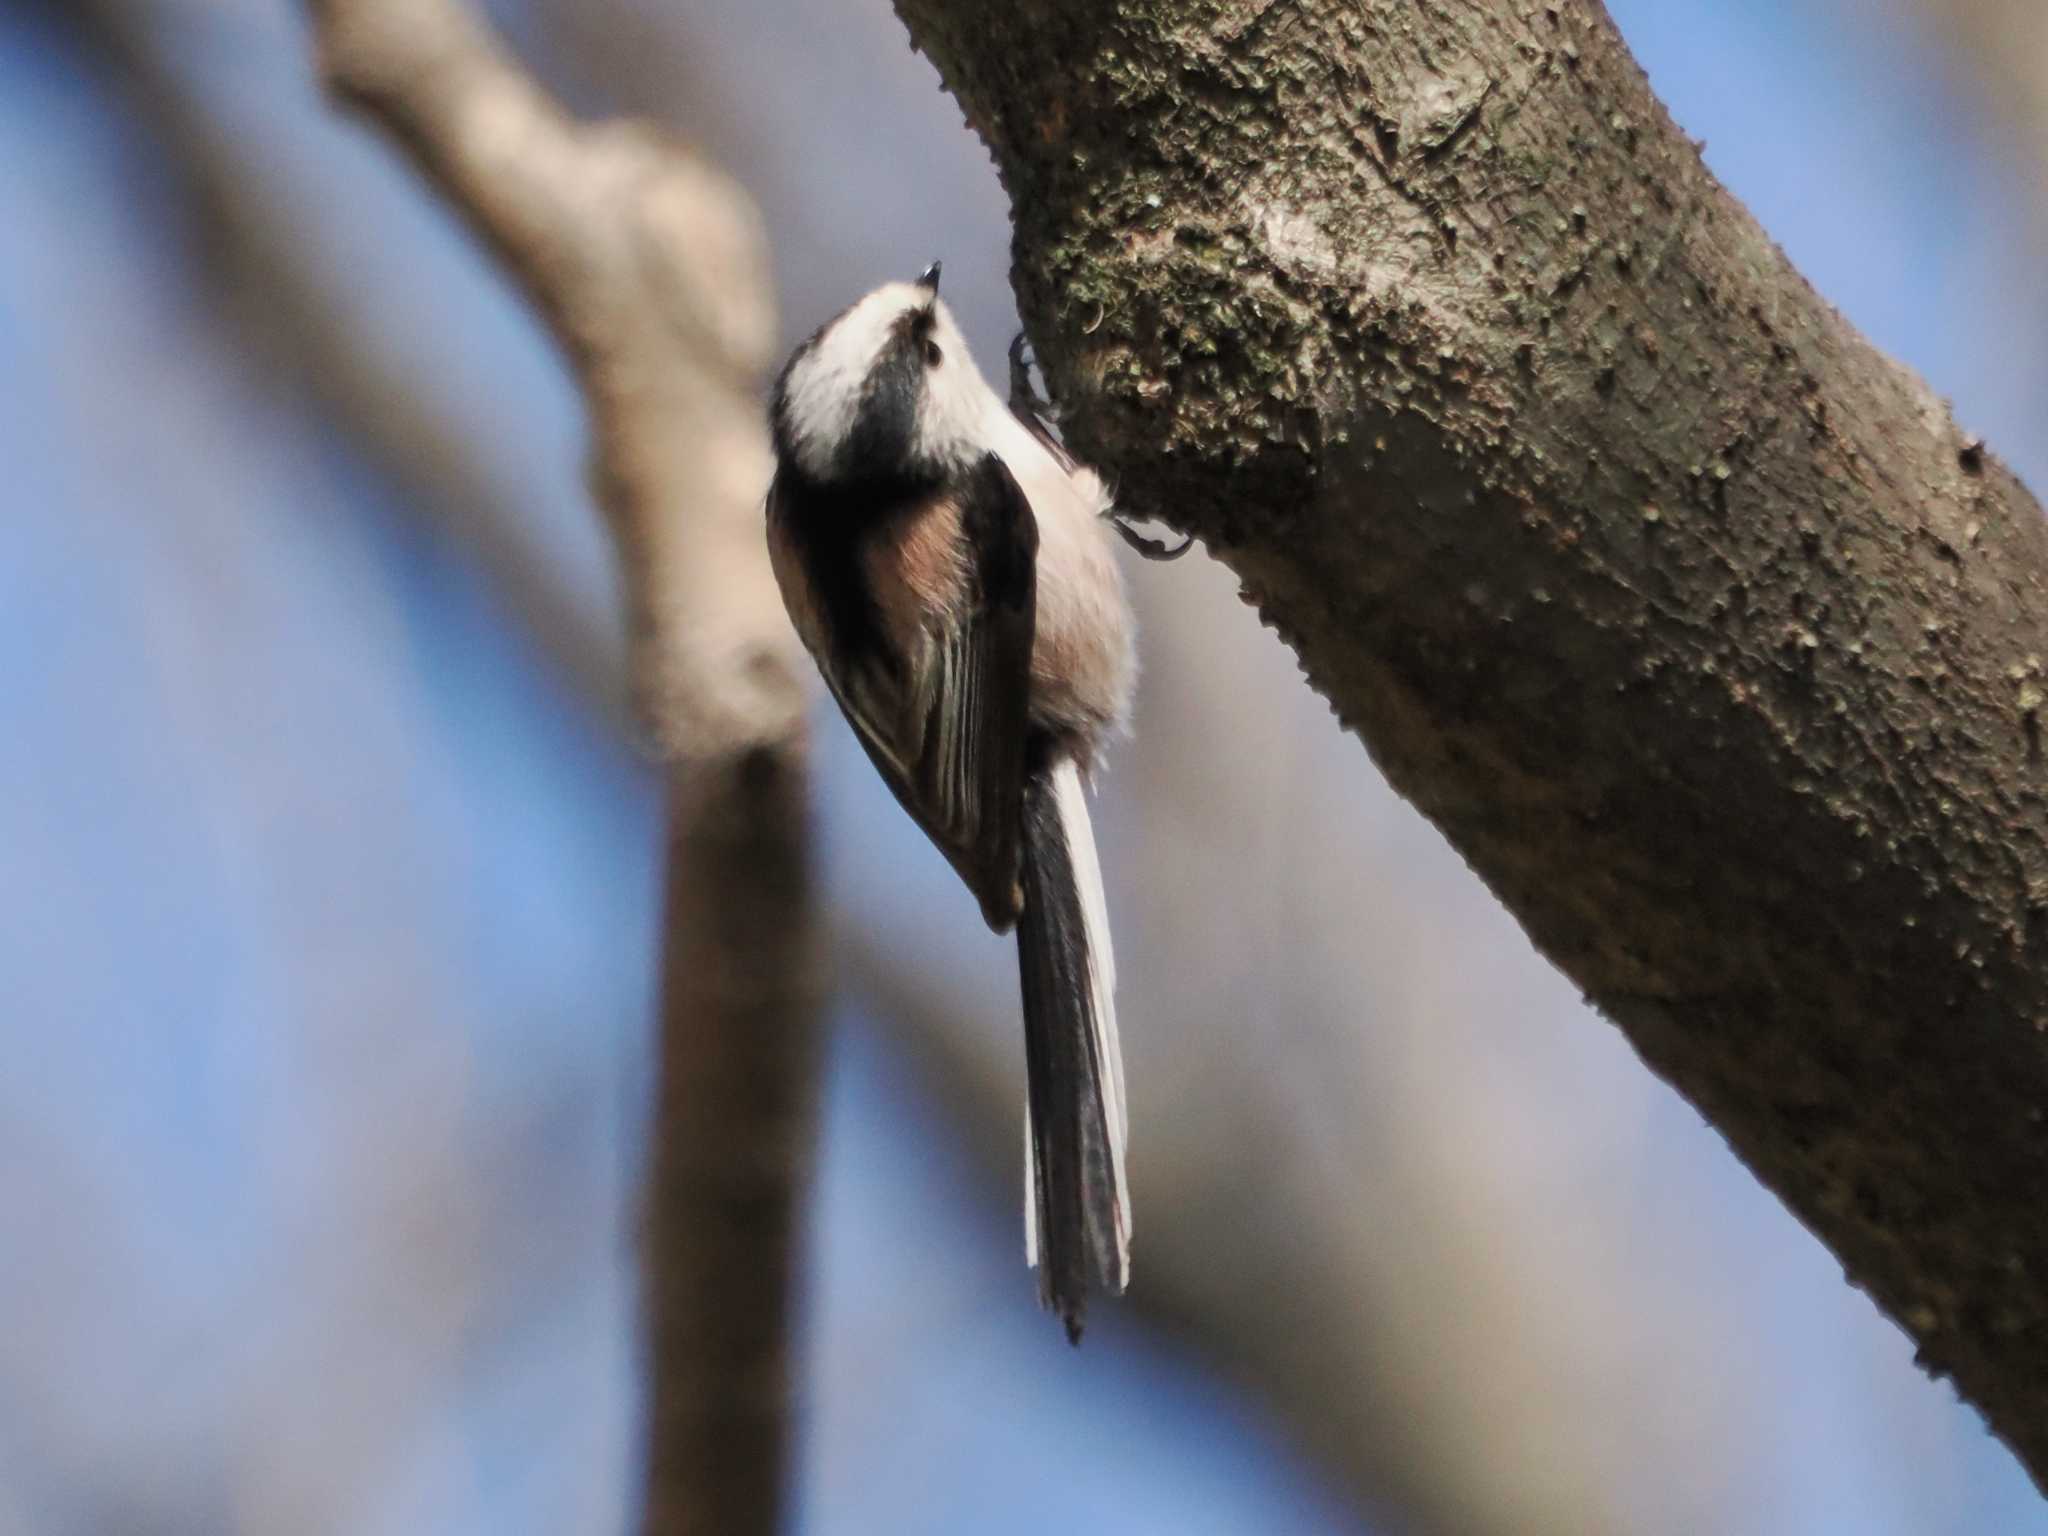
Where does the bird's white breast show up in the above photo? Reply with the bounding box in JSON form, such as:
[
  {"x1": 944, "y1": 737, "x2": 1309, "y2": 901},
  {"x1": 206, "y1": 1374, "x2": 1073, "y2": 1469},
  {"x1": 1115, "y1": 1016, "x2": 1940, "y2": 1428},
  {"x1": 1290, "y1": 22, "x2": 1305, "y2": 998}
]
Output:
[{"x1": 982, "y1": 401, "x2": 1137, "y2": 749}]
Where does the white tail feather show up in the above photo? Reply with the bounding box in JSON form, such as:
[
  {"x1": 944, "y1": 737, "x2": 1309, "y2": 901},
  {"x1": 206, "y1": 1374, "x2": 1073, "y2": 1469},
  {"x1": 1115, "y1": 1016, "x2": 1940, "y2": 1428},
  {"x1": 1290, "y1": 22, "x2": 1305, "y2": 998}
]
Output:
[
  {"x1": 1021, "y1": 760, "x2": 1129, "y2": 1288},
  {"x1": 1024, "y1": 1111, "x2": 1038, "y2": 1268}
]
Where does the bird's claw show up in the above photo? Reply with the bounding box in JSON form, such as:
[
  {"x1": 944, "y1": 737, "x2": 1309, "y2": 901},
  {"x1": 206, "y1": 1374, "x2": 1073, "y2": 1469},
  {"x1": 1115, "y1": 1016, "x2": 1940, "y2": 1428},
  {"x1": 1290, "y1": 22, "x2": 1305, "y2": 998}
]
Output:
[
  {"x1": 1008, "y1": 331, "x2": 1057, "y2": 421},
  {"x1": 1106, "y1": 514, "x2": 1195, "y2": 562},
  {"x1": 1012, "y1": 331, "x2": 1191, "y2": 563}
]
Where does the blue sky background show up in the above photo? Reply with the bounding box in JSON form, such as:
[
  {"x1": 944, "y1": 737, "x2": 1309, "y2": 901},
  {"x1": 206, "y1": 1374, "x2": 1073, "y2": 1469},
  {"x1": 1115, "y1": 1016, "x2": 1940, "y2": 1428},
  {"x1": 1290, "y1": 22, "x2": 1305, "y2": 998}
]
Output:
[{"x1": 2, "y1": 0, "x2": 2045, "y2": 1531}]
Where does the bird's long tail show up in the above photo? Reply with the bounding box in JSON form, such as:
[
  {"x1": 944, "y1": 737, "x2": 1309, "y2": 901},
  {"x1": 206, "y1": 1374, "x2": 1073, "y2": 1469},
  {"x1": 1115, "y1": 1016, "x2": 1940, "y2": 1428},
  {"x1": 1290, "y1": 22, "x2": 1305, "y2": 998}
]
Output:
[{"x1": 1018, "y1": 757, "x2": 1130, "y2": 1343}]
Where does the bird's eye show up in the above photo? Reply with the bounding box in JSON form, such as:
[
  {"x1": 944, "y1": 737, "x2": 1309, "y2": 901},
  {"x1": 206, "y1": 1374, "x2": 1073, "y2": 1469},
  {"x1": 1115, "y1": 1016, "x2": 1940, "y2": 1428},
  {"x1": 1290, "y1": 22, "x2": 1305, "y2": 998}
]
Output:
[{"x1": 924, "y1": 339, "x2": 943, "y2": 367}]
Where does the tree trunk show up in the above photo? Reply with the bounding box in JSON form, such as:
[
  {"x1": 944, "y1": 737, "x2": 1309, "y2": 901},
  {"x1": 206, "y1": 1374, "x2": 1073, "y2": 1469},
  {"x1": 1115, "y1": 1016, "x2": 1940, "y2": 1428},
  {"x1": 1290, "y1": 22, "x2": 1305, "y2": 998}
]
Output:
[{"x1": 895, "y1": 0, "x2": 2048, "y2": 1490}]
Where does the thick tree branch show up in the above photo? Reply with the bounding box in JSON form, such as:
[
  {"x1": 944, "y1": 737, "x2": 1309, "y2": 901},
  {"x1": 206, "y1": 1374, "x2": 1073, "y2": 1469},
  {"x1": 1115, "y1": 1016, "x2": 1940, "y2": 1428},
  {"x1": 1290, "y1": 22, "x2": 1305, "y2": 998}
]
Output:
[
  {"x1": 895, "y1": 0, "x2": 2048, "y2": 1489},
  {"x1": 305, "y1": 5, "x2": 822, "y2": 1533}
]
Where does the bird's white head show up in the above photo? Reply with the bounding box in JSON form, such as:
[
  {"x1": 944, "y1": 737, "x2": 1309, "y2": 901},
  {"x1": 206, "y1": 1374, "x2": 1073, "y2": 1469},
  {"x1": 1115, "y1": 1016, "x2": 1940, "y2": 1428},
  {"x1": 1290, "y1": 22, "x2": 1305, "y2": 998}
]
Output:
[{"x1": 771, "y1": 263, "x2": 999, "y2": 487}]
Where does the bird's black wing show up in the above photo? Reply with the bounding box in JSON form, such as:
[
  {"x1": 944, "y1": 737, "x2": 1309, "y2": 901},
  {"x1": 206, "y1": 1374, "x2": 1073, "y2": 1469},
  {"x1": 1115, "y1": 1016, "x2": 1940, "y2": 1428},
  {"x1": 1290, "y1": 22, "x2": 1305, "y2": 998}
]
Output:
[
  {"x1": 907, "y1": 452, "x2": 1039, "y2": 928},
  {"x1": 776, "y1": 454, "x2": 1039, "y2": 931}
]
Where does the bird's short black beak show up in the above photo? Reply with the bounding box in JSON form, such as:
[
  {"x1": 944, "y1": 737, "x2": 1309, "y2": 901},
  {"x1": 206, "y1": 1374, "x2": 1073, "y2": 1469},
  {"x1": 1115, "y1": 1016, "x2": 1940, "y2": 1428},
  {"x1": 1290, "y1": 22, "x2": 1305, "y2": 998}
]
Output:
[{"x1": 917, "y1": 260, "x2": 943, "y2": 294}]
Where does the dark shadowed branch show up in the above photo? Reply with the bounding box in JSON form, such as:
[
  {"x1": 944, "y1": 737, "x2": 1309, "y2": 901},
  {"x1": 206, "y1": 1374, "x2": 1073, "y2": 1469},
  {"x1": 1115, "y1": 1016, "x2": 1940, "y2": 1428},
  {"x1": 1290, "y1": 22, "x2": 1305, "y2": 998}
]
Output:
[
  {"x1": 302, "y1": 4, "x2": 823, "y2": 1532},
  {"x1": 893, "y1": 0, "x2": 2048, "y2": 1491}
]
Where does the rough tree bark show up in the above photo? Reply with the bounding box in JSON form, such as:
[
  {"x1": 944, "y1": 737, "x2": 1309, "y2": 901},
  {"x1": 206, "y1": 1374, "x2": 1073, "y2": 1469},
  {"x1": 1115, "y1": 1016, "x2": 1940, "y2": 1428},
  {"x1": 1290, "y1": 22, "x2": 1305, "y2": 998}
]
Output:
[
  {"x1": 303, "y1": 5, "x2": 822, "y2": 1533},
  {"x1": 894, "y1": 0, "x2": 2048, "y2": 1490}
]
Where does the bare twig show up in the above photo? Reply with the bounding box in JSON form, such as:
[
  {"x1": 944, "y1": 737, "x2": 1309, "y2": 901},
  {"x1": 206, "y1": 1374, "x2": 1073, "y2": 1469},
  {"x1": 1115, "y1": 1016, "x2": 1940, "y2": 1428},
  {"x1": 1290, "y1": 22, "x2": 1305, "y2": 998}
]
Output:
[{"x1": 303, "y1": 4, "x2": 822, "y2": 1532}]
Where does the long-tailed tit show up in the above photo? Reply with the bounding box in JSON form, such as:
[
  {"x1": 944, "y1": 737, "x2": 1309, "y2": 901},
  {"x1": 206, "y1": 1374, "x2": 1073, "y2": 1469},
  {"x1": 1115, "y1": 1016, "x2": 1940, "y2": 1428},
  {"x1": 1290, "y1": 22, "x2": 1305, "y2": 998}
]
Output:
[{"x1": 765, "y1": 264, "x2": 1165, "y2": 1340}]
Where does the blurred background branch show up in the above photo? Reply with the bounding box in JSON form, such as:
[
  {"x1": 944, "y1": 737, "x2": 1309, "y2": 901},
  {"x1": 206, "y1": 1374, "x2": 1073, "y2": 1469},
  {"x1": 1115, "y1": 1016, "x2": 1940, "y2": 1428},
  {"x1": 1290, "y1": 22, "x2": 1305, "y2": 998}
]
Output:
[
  {"x1": 300, "y1": 3, "x2": 821, "y2": 1532},
  {"x1": 68, "y1": 0, "x2": 630, "y2": 724},
  {"x1": 1914, "y1": 0, "x2": 2048, "y2": 224}
]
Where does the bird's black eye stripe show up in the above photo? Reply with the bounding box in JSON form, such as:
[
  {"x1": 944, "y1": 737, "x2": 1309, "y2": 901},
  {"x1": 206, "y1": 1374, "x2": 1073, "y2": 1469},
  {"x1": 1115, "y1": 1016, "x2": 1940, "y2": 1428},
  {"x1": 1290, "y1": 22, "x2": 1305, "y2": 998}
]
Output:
[{"x1": 895, "y1": 306, "x2": 942, "y2": 368}]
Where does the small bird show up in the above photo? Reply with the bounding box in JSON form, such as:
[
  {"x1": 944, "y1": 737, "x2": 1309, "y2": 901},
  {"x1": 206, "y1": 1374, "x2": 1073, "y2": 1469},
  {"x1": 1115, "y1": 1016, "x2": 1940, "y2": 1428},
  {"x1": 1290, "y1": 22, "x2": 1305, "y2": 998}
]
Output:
[{"x1": 765, "y1": 263, "x2": 1165, "y2": 1340}]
